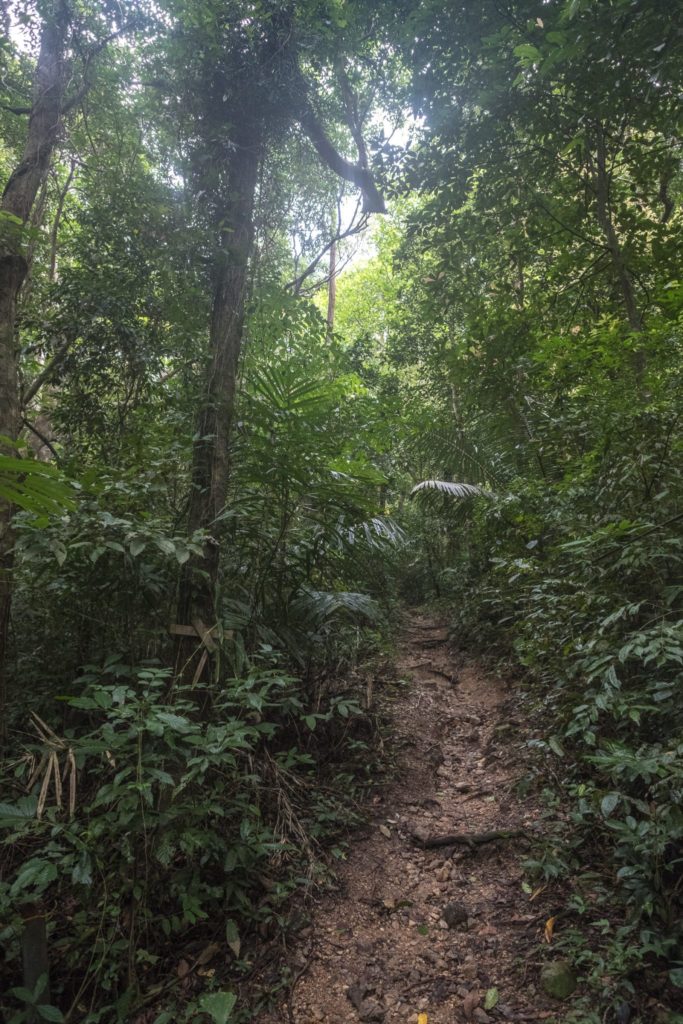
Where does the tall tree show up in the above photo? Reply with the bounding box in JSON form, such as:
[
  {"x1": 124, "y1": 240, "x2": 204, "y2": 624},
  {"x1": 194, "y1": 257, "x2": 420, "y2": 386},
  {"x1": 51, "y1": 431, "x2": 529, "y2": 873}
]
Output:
[
  {"x1": 0, "y1": 0, "x2": 138, "y2": 719},
  {"x1": 0, "y1": 1, "x2": 70, "y2": 721},
  {"x1": 165, "y1": 0, "x2": 389, "y2": 665}
]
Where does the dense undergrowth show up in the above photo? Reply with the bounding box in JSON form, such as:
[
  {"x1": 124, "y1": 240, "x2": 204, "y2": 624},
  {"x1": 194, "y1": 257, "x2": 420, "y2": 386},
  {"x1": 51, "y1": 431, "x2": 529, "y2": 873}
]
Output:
[
  {"x1": 0, "y1": 290, "x2": 402, "y2": 1022},
  {"x1": 414, "y1": 409, "x2": 683, "y2": 1020}
]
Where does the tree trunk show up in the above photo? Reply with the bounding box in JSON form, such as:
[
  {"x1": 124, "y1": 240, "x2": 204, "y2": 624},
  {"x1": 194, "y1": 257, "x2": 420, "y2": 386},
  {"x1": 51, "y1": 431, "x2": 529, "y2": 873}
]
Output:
[
  {"x1": 0, "y1": 2, "x2": 68, "y2": 733},
  {"x1": 175, "y1": 122, "x2": 262, "y2": 670},
  {"x1": 591, "y1": 124, "x2": 645, "y2": 383},
  {"x1": 326, "y1": 210, "x2": 337, "y2": 334}
]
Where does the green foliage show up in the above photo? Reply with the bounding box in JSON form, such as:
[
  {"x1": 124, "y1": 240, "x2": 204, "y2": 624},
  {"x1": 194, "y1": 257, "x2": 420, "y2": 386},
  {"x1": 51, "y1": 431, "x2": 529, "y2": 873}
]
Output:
[
  {"x1": 2, "y1": 0, "x2": 682, "y2": 1020},
  {"x1": 0, "y1": 653, "x2": 376, "y2": 1019},
  {"x1": 0, "y1": 451, "x2": 76, "y2": 521}
]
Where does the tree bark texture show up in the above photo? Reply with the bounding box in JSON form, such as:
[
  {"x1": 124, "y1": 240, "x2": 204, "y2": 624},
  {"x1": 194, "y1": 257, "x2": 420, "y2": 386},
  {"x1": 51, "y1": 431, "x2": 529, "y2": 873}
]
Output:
[
  {"x1": 0, "y1": 2, "x2": 68, "y2": 732},
  {"x1": 176, "y1": 121, "x2": 262, "y2": 649},
  {"x1": 326, "y1": 207, "x2": 337, "y2": 334}
]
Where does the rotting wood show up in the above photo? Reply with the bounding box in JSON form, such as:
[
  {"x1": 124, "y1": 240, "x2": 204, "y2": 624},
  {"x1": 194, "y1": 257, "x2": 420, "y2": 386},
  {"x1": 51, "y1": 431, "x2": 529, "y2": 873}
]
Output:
[
  {"x1": 191, "y1": 618, "x2": 217, "y2": 652},
  {"x1": 168, "y1": 623, "x2": 199, "y2": 638},
  {"x1": 20, "y1": 902, "x2": 50, "y2": 1018},
  {"x1": 169, "y1": 622, "x2": 231, "y2": 647}
]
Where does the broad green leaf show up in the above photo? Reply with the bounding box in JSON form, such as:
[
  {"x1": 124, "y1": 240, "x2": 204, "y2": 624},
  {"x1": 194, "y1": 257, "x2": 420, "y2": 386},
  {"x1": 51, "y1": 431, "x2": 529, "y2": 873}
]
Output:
[
  {"x1": 198, "y1": 991, "x2": 237, "y2": 1024},
  {"x1": 513, "y1": 43, "x2": 541, "y2": 61},
  {"x1": 601, "y1": 793, "x2": 620, "y2": 817},
  {"x1": 484, "y1": 988, "x2": 499, "y2": 1010},
  {"x1": 37, "y1": 1005, "x2": 65, "y2": 1022},
  {"x1": 225, "y1": 919, "x2": 241, "y2": 957},
  {"x1": 11, "y1": 858, "x2": 58, "y2": 896}
]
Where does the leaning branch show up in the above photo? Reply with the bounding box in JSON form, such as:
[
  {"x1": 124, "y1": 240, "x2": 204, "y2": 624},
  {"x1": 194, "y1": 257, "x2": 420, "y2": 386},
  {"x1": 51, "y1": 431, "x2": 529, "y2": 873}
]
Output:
[
  {"x1": 21, "y1": 336, "x2": 71, "y2": 409},
  {"x1": 337, "y1": 64, "x2": 369, "y2": 171},
  {"x1": 297, "y1": 101, "x2": 386, "y2": 214},
  {"x1": 21, "y1": 417, "x2": 60, "y2": 463}
]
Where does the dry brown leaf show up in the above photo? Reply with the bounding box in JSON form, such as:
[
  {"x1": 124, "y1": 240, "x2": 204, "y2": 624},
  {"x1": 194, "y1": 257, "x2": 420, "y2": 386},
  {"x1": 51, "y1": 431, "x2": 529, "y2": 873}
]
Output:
[
  {"x1": 529, "y1": 883, "x2": 547, "y2": 901},
  {"x1": 544, "y1": 915, "x2": 556, "y2": 943},
  {"x1": 478, "y1": 922, "x2": 497, "y2": 936},
  {"x1": 463, "y1": 990, "x2": 481, "y2": 1019},
  {"x1": 52, "y1": 751, "x2": 62, "y2": 809},
  {"x1": 176, "y1": 958, "x2": 191, "y2": 979},
  {"x1": 196, "y1": 942, "x2": 220, "y2": 965}
]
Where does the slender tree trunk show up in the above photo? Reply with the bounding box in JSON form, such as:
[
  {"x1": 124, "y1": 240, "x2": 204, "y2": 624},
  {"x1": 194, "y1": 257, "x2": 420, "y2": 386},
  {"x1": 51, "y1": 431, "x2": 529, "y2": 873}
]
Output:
[
  {"x1": 0, "y1": 3, "x2": 68, "y2": 733},
  {"x1": 326, "y1": 229, "x2": 337, "y2": 335},
  {"x1": 175, "y1": 121, "x2": 262, "y2": 660},
  {"x1": 591, "y1": 124, "x2": 645, "y2": 382},
  {"x1": 49, "y1": 159, "x2": 76, "y2": 282}
]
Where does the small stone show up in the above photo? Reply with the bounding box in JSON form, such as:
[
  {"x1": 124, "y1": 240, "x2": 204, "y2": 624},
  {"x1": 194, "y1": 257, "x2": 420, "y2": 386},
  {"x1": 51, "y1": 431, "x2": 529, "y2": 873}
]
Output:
[
  {"x1": 442, "y1": 900, "x2": 468, "y2": 929},
  {"x1": 473, "y1": 1010, "x2": 492, "y2": 1024},
  {"x1": 540, "y1": 960, "x2": 577, "y2": 1000},
  {"x1": 358, "y1": 998, "x2": 385, "y2": 1022}
]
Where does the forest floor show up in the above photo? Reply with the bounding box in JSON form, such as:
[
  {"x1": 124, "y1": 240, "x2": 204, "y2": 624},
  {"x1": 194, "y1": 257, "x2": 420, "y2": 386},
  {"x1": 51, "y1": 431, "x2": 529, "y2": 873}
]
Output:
[{"x1": 255, "y1": 614, "x2": 569, "y2": 1024}]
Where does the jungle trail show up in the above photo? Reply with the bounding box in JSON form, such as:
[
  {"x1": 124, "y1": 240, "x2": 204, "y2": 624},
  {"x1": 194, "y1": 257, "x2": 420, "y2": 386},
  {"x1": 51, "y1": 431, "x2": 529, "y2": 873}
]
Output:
[{"x1": 0, "y1": 3, "x2": 681, "y2": 1023}]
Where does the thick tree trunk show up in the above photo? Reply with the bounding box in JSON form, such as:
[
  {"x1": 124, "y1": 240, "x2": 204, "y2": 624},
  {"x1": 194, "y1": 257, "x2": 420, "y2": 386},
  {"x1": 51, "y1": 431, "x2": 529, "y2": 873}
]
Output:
[
  {"x1": 0, "y1": 3, "x2": 68, "y2": 732},
  {"x1": 175, "y1": 122, "x2": 262, "y2": 666}
]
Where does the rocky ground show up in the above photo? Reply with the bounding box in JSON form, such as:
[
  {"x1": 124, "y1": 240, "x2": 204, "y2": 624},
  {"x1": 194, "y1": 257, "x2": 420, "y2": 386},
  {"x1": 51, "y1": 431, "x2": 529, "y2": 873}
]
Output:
[{"x1": 255, "y1": 615, "x2": 574, "y2": 1024}]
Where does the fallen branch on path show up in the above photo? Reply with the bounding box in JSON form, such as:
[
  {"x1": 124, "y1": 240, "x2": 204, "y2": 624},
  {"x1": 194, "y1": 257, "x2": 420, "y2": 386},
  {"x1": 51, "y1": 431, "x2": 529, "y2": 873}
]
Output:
[
  {"x1": 427, "y1": 666, "x2": 456, "y2": 682},
  {"x1": 407, "y1": 660, "x2": 456, "y2": 682},
  {"x1": 411, "y1": 828, "x2": 525, "y2": 850}
]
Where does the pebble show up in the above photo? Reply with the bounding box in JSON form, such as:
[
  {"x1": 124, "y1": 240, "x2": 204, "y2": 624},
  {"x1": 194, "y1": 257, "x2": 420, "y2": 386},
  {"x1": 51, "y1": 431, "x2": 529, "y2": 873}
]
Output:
[{"x1": 442, "y1": 900, "x2": 468, "y2": 929}]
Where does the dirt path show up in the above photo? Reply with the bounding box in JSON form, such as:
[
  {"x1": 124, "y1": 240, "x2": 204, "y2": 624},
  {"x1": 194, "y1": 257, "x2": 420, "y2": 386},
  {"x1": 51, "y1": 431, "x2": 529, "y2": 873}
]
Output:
[{"x1": 257, "y1": 615, "x2": 560, "y2": 1024}]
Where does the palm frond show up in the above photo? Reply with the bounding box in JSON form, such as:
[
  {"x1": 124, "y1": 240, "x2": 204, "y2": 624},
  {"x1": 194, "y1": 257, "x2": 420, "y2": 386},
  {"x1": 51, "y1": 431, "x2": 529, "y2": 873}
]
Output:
[
  {"x1": 410, "y1": 479, "x2": 492, "y2": 499},
  {"x1": 290, "y1": 589, "x2": 380, "y2": 627},
  {"x1": 0, "y1": 448, "x2": 77, "y2": 519},
  {"x1": 344, "y1": 516, "x2": 407, "y2": 550}
]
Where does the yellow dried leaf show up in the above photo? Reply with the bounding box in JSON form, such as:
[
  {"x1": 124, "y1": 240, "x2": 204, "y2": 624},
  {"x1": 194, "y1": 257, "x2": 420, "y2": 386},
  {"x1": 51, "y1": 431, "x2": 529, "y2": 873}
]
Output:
[
  {"x1": 544, "y1": 915, "x2": 556, "y2": 943},
  {"x1": 418, "y1": 1014, "x2": 429, "y2": 1024},
  {"x1": 529, "y1": 883, "x2": 547, "y2": 901}
]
